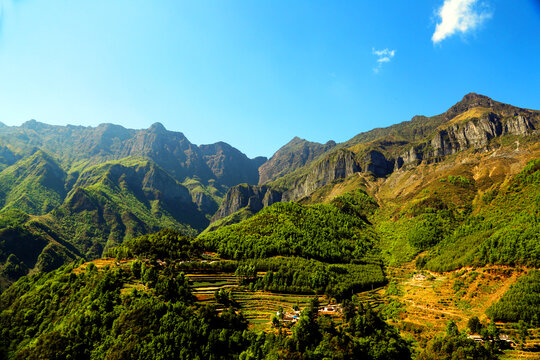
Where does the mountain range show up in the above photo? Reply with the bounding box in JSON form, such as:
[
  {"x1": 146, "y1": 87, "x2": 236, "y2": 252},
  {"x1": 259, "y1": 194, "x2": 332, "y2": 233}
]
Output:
[
  {"x1": 1, "y1": 93, "x2": 539, "y2": 359},
  {"x1": 213, "y1": 93, "x2": 539, "y2": 223},
  {"x1": 0, "y1": 93, "x2": 538, "y2": 291}
]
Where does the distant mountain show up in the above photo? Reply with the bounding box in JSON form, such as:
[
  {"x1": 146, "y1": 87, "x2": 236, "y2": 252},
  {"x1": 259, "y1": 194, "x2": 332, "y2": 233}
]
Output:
[
  {"x1": 0, "y1": 122, "x2": 266, "y2": 287},
  {"x1": 0, "y1": 121, "x2": 265, "y2": 186},
  {"x1": 0, "y1": 121, "x2": 267, "y2": 214}
]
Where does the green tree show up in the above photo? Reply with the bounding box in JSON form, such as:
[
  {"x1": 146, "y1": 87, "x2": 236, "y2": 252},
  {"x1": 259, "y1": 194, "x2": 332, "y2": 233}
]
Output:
[
  {"x1": 467, "y1": 316, "x2": 482, "y2": 334},
  {"x1": 446, "y1": 320, "x2": 459, "y2": 337},
  {"x1": 517, "y1": 320, "x2": 529, "y2": 345}
]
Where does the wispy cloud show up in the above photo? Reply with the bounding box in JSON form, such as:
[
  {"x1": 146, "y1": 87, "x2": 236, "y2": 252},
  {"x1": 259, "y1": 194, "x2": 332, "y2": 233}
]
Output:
[
  {"x1": 372, "y1": 48, "x2": 395, "y2": 73},
  {"x1": 432, "y1": 0, "x2": 492, "y2": 44}
]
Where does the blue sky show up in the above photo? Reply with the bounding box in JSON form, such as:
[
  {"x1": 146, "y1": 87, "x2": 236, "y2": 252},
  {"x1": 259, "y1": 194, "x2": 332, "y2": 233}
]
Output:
[{"x1": 0, "y1": 0, "x2": 538, "y2": 158}]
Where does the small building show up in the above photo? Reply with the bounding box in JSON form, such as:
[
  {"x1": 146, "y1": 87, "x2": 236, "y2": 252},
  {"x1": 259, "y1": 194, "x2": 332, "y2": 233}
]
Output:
[
  {"x1": 320, "y1": 304, "x2": 342, "y2": 313},
  {"x1": 467, "y1": 335, "x2": 483, "y2": 342},
  {"x1": 467, "y1": 334, "x2": 514, "y2": 345}
]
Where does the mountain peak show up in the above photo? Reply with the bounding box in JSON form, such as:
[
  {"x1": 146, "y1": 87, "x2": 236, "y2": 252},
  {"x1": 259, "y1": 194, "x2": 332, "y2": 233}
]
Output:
[
  {"x1": 448, "y1": 93, "x2": 497, "y2": 112},
  {"x1": 258, "y1": 136, "x2": 337, "y2": 185},
  {"x1": 288, "y1": 136, "x2": 305, "y2": 144},
  {"x1": 148, "y1": 122, "x2": 167, "y2": 132},
  {"x1": 21, "y1": 119, "x2": 47, "y2": 130},
  {"x1": 459, "y1": 92, "x2": 495, "y2": 105},
  {"x1": 443, "y1": 93, "x2": 499, "y2": 119}
]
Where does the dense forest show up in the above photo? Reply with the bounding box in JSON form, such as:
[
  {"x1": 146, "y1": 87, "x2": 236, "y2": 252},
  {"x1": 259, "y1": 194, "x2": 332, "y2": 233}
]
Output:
[
  {"x1": 0, "y1": 231, "x2": 411, "y2": 360},
  {"x1": 486, "y1": 270, "x2": 540, "y2": 324},
  {"x1": 0, "y1": 261, "x2": 248, "y2": 359},
  {"x1": 198, "y1": 190, "x2": 379, "y2": 263},
  {"x1": 236, "y1": 257, "x2": 385, "y2": 300}
]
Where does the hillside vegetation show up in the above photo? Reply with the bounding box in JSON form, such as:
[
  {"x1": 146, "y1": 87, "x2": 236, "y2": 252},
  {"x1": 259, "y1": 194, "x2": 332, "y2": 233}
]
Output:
[
  {"x1": 0, "y1": 93, "x2": 539, "y2": 359},
  {"x1": 198, "y1": 190, "x2": 386, "y2": 300},
  {"x1": 0, "y1": 119, "x2": 264, "y2": 287},
  {"x1": 414, "y1": 158, "x2": 540, "y2": 272},
  {"x1": 0, "y1": 231, "x2": 412, "y2": 360}
]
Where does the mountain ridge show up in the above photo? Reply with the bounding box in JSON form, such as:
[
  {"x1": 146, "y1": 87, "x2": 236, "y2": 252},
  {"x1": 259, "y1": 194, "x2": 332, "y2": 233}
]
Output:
[
  {"x1": 0, "y1": 92, "x2": 538, "y2": 291},
  {"x1": 212, "y1": 93, "x2": 539, "y2": 222}
]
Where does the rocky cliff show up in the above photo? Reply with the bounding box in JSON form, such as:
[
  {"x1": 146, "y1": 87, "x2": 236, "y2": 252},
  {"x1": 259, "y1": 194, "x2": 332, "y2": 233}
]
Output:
[
  {"x1": 258, "y1": 137, "x2": 337, "y2": 184},
  {"x1": 211, "y1": 184, "x2": 283, "y2": 222},
  {"x1": 212, "y1": 94, "x2": 540, "y2": 223},
  {"x1": 396, "y1": 110, "x2": 536, "y2": 169},
  {"x1": 200, "y1": 142, "x2": 266, "y2": 187}
]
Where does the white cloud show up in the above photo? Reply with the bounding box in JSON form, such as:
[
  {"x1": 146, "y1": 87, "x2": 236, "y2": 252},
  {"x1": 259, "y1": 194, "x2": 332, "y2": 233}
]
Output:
[
  {"x1": 372, "y1": 48, "x2": 395, "y2": 73},
  {"x1": 432, "y1": 0, "x2": 492, "y2": 44}
]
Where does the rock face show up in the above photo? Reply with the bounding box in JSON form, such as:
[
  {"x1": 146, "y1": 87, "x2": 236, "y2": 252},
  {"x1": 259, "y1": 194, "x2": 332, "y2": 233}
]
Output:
[
  {"x1": 278, "y1": 149, "x2": 395, "y2": 201},
  {"x1": 213, "y1": 148, "x2": 396, "y2": 220},
  {"x1": 192, "y1": 191, "x2": 218, "y2": 215},
  {"x1": 280, "y1": 148, "x2": 362, "y2": 201},
  {"x1": 199, "y1": 142, "x2": 266, "y2": 187},
  {"x1": 211, "y1": 184, "x2": 282, "y2": 222},
  {"x1": 213, "y1": 93, "x2": 540, "y2": 222},
  {"x1": 258, "y1": 137, "x2": 337, "y2": 184},
  {"x1": 364, "y1": 150, "x2": 395, "y2": 178},
  {"x1": 396, "y1": 112, "x2": 536, "y2": 169}
]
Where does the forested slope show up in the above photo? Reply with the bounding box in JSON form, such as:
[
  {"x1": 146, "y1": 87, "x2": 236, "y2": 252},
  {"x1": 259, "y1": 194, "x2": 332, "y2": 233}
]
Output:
[{"x1": 0, "y1": 230, "x2": 412, "y2": 360}]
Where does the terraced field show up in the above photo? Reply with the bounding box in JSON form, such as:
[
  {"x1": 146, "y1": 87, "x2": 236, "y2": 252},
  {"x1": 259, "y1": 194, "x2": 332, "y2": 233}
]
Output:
[
  {"x1": 188, "y1": 272, "x2": 239, "y2": 300},
  {"x1": 73, "y1": 258, "x2": 131, "y2": 273},
  {"x1": 234, "y1": 291, "x2": 328, "y2": 332},
  {"x1": 186, "y1": 271, "x2": 334, "y2": 331},
  {"x1": 383, "y1": 261, "x2": 540, "y2": 359},
  {"x1": 73, "y1": 257, "x2": 539, "y2": 359}
]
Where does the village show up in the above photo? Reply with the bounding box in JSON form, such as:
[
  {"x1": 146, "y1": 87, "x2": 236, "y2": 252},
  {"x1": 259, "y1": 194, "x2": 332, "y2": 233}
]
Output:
[{"x1": 276, "y1": 304, "x2": 343, "y2": 325}]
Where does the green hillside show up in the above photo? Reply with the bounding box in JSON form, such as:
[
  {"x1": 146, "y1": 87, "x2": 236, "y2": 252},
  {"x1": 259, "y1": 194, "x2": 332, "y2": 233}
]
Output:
[
  {"x1": 415, "y1": 159, "x2": 540, "y2": 272},
  {"x1": 0, "y1": 230, "x2": 412, "y2": 360},
  {"x1": 0, "y1": 210, "x2": 81, "y2": 292},
  {"x1": 0, "y1": 151, "x2": 66, "y2": 215},
  {"x1": 45, "y1": 158, "x2": 208, "y2": 258},
  {"x1": 198, "y1": 190, "x2": 386, "y2": 299}
]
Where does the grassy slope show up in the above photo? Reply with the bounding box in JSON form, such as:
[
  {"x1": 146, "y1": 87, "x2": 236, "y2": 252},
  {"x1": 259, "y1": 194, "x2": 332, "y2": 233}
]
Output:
[
  {"x1": 0, "y1": 151, "x2": 66, "y2": 215},
  {"x1": 421, "y1": 155, "x2": 540, "y2": 271}
]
